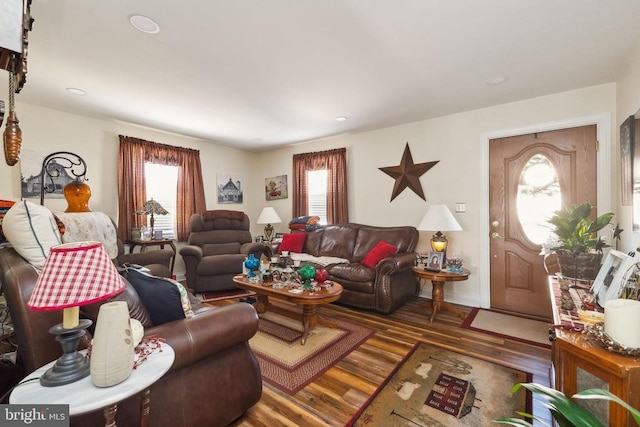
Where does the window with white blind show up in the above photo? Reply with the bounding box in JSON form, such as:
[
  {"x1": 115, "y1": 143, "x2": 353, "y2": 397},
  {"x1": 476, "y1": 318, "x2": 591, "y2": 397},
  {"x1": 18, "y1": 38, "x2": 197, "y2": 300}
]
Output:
[
  {"x1": 307, "y1": 169, "x2": 327, "y2": 225},
  {"x1": 144, "y1": 163, "x2": 178, "y2": 239}
]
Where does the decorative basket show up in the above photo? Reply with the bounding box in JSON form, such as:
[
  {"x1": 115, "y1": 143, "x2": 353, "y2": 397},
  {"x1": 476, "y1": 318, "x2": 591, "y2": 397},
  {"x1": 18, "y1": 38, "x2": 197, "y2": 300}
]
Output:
[{"x1": 556, "y1": 252, "x2": 602, "y2": 281}]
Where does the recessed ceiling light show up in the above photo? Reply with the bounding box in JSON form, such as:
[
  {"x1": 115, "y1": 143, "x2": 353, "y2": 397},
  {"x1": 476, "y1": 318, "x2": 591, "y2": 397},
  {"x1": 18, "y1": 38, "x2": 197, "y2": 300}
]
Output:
[
  {"x1": 130, "y1": 15, "x2": 160, "y2": 34},
  {"x1": 66, "y1": 88, "x2": 86, "y2": 96},
  {"x1": 336, "y1": 116, "x2": 348, "y2": 122},
  {"x1": 486, "y1": 76, "x2": 509, "y2": 86}
]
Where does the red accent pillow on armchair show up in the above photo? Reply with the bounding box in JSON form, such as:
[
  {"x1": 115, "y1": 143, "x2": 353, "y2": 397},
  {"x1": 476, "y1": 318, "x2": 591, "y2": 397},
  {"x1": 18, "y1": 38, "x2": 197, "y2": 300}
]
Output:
[
  {"x1": 361, "y1": 240, "x2": 398, "y2": 269},
  {"x1": 279, "y1": 233, "x2": 307, "y2": 253}
]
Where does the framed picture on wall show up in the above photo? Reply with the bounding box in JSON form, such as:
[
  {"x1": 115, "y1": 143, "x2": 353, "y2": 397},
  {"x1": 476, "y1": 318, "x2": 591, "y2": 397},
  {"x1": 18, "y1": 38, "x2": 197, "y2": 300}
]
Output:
[
  {"x1": 217, "y1": 173, "x2": 243, "y2": 204},
  {"x1": 621, "y1": 115, "x2": 634, "y2": 206},
  {"x1": 265, "y1": 174, "x2": 288, "y2": 200}
]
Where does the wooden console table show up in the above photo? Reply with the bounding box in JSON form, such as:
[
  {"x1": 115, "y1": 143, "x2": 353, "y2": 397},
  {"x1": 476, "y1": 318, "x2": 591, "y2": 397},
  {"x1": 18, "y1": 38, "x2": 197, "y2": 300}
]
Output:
[{"x1": 549, "y1": 276, "x2": 640, "y2": 426}]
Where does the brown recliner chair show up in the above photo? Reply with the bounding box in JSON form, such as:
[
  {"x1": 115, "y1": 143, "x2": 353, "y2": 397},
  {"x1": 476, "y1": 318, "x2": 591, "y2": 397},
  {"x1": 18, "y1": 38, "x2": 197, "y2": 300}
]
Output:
[
  {"x1": 0, "y1": 246, "x2": 263, "y2": 426},
  {"x1": 180, "y1": 210, "x2": 269, "y2": 293}
]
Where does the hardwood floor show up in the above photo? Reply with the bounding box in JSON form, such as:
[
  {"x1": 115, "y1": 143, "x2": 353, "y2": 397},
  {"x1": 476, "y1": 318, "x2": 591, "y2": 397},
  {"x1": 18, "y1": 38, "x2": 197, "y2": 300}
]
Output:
[{"x1": 224, "y1": 297, "x2": 553, "y2": 426}]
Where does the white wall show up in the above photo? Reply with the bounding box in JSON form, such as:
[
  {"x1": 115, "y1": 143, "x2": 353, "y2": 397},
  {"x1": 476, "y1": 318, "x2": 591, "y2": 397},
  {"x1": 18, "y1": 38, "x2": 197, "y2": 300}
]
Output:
[
  {"x1": 0, "y1": 82, "x2": 621, "y2": 307},
  {"x1": 616, "y1": 42, "x2": 640, "y2": 253},
  {"x1": 0, "y1": 103, "x2": 258, "y2": 275},
  {"x1": 257, "y1": 83, "x2": 616, "y2": 307}
]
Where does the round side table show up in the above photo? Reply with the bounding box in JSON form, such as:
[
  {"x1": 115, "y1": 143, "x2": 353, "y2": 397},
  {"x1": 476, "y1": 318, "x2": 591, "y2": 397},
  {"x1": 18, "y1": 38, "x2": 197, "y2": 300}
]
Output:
[{"x1": 412, "y1": 266, "x2": 470, "y2": 322}]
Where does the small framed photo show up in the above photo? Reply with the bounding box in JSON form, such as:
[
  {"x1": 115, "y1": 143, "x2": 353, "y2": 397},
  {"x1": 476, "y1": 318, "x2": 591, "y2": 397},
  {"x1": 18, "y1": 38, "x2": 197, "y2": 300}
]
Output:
[
  {"x1": 425, "y1": 251, "x2": 444, "y2": 271},
  {"x1": 591, "y1": 250, "x2": 637, "y2": 306}
]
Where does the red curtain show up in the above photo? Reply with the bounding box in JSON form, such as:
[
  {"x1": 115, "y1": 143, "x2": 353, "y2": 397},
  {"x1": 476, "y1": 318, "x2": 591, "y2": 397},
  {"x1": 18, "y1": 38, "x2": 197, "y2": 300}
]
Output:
[
  {"x1": 292, "y1": 148, "x2": 348, "y2": 224},
  {"x1": 117, "y1": 136, "x2": 206, "y2": 241}
]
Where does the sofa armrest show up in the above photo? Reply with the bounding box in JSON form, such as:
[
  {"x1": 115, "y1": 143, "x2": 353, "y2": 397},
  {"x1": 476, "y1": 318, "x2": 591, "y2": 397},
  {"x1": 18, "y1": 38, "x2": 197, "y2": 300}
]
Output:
[
  {"x1": 117, "y1": 249, "x2": 174, "y2": 268},
  {"x1": 241, "y1": 242, "x2": 269, "y2": 257},
  {"x1": 179, "y1": 244, "x2": 203, "y2": 260},
  {"x1": 144, "y1": 303, "x2": 258, "y2": 372},
  {"x1": 376, "y1": 252, "x2": 419, "y2": 275}
]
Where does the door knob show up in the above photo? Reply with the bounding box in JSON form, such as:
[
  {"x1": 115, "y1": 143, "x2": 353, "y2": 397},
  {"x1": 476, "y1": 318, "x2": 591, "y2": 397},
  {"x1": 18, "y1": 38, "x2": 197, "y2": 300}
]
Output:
[{"x1": 491, "y1": 232, "x2": 504, "y2": 239}]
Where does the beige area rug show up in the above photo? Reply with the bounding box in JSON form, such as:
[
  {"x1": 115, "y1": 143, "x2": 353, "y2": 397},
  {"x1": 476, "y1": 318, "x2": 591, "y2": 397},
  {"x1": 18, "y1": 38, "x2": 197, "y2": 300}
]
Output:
[
  {"x1": 462, "y1": 308, "x2": 551, "y2": 348},
  {"x1": 250, "y1": 312, "x2": 373, "y2": 394},
  {"x1": 347, "y1": 343, "x2": 531, "y2": 426}
]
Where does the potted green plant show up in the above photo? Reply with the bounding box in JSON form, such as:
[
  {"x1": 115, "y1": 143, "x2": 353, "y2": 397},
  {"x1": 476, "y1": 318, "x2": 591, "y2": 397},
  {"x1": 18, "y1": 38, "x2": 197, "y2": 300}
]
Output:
[
  {"x1": 545, "y1": 202, "x2": 614, "y2": 280},
  {"x1": 495, "y1": 382, "x2": 640, "y2": 426}
]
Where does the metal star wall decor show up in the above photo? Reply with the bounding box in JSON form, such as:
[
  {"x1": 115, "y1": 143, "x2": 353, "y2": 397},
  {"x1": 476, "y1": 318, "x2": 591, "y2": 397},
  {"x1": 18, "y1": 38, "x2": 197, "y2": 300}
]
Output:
[{"x1": 379, "y1": 142, "x2": 439, "y2": 201}]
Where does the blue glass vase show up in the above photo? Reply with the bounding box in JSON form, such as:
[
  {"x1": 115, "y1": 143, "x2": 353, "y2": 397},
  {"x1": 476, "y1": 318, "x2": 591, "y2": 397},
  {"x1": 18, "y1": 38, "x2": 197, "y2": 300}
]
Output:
[{"x1": 244, "y1": 254, "x2": 260, "y2": 278}]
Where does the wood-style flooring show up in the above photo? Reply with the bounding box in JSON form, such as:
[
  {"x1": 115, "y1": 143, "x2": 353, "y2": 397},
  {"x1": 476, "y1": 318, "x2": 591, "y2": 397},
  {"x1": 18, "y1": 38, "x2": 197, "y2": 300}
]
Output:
[{"x1": 220, "y1": 297, "x2": 552, "y2": 426}]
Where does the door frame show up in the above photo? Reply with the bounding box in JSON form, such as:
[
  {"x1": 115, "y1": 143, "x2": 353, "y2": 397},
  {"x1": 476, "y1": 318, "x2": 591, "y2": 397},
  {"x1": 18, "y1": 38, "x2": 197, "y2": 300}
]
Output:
[{"x1": 479, "y1": 114, "x2": 612, "y2": 308}]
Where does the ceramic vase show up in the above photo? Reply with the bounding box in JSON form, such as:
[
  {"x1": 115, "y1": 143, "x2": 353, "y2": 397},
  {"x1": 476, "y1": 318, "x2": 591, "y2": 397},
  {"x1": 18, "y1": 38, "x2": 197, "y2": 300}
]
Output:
[{"x1": 90, "y1": 301, "x2": 135, "y2": 387}]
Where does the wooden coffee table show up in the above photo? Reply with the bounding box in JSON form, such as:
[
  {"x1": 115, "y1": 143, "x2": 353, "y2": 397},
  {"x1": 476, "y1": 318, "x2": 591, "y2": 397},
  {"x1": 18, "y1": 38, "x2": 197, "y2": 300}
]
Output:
[{"x1": 233, "y1": 275, "x2": 343, "y2": 345}]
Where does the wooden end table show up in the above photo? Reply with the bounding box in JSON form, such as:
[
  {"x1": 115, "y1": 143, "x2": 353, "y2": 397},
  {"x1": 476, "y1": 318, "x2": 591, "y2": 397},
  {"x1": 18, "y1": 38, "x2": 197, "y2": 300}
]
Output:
[
  {"x1": 233, "y1": 274, "x2": 343, "y2": 345},
  {"x1": 412, "y1": 266, "x2": 470, "y2": 322}
]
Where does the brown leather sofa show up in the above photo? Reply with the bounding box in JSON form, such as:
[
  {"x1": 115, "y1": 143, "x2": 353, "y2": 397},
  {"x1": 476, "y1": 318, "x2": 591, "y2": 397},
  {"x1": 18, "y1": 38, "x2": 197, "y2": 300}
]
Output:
[
  {"x1": 282, "y1": 223, "x2": 419, "y2": 313},
  {"x1": 180, "y1": 211, "x2": 269, "y2": 293},
  {"x1": 0, "y1": 246, "x2": 262, "y2": 427}
]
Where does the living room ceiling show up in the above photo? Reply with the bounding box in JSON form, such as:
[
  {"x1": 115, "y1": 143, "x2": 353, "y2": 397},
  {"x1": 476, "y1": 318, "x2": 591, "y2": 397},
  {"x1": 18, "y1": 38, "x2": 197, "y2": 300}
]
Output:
[{"x1": 5, "y1": 0, "x2": 640, "y2": 151}]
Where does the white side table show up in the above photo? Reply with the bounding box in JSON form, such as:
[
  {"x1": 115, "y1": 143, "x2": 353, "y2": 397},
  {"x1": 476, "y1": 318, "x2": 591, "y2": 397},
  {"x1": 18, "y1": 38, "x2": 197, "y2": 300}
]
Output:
[{"x1": 11, "y1": 342, "x2": 174, "y2": 427}]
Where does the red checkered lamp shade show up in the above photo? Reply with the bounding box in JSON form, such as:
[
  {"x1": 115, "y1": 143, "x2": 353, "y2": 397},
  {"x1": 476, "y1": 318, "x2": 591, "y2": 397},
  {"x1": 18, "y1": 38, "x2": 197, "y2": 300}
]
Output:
[{"x1": 28, "y1": 241, "x2": 125, "y2": 310}]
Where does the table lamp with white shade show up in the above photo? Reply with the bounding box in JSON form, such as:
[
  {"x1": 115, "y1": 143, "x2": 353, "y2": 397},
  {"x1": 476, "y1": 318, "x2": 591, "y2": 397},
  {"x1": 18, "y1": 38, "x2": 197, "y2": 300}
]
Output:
[
  {"x1": 257, "y1": 207, "x2": 282, "y2": 242},
  {"x1": 417, "y1": 204, "x2": 462, "y2": 261},
  {"x1": 27, "y1": 241, "x2": 125, "y2": 386}
]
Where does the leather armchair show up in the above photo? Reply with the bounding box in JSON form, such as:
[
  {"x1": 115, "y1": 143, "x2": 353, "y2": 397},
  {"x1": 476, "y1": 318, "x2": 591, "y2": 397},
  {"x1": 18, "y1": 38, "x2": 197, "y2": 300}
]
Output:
[
  {"x1": 0, "y1": 246, "x2": 262, "y2": 426},
  {"x1": 180, "y1": 211, "x2": 269, "y2": 293}
]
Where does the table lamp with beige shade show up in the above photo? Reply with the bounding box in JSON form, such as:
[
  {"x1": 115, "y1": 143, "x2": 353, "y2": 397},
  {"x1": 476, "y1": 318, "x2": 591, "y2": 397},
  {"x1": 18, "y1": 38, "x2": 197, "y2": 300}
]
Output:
[
  {"x1": 27, "y1": 241, "x2": 125, "y2": 387},
  {"x1": 417, "y1": 204, "x2": 462, "y2": 262},
  {"x1": 257, "y1": 206, "x2": 282, "y2": 242}
]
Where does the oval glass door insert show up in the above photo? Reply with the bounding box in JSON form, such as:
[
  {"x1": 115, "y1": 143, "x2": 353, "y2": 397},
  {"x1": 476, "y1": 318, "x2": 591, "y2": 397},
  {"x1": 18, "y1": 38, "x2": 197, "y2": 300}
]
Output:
[{"x1": 517, "y1": 154, "x2": 561, "y2": 245}]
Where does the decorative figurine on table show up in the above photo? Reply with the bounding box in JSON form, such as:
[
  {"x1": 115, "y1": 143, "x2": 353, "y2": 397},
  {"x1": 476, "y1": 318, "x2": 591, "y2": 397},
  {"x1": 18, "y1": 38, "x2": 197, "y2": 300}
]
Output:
[
  {"x1": 244, "y1": 254, "x2": 260, "y2": 281},
  {"x1": 446, "y1": 257, "x2": 463, "y2": 273},
  {"x1": 314, "y1": 266, "x2": 329, "y2": 284},
  {"x1": 299, "y1": 262, "x2": 316, "y2": 291}
]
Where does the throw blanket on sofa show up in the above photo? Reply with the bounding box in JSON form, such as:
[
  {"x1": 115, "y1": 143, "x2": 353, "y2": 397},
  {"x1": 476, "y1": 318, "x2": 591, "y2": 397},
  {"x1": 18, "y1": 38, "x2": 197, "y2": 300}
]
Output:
[{"x1": 54, "y1": 212, "x2": 119, "y2": 259}]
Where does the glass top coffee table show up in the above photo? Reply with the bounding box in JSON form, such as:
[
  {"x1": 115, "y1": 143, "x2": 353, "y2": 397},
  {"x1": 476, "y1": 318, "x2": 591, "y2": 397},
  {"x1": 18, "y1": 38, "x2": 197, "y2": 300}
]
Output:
[{"x1": 233, "y1": 274, "x2": 343, "y2": 345}]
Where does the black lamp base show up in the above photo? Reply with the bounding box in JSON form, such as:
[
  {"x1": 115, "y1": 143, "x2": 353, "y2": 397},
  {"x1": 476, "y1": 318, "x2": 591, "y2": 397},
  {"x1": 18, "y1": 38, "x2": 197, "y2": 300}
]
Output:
[{"x1": 40, "y1": 319, "x2": 92, "y2": 387}]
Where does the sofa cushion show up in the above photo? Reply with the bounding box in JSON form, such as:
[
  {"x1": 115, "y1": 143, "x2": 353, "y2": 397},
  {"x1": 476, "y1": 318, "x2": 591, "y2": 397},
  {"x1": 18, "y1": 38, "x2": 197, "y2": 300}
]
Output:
[
  {"x1": 2, "y1": 200, "x2": 62, "y2": 269},
  {"x1": 361, "y1": 240, "x2": 398, "y2": 269},
  {"x1": 328, "y1": 262, "x2": 376, "y2": 283},
  {"x1": 203, "y1": 242, "x2": 241, "y2": 256},
  {"x1": 279, "y1": 233, "x2": 306, "y2": 253},
  {"x1": 319, "y1": 225, "x2": 358, "y2": 260},
  {"x1": 198, "y1": 253, "x2": 246, "y2": 275},
  {"x1": 126, "y1": 269, "x2": 186, "y2": 325}
]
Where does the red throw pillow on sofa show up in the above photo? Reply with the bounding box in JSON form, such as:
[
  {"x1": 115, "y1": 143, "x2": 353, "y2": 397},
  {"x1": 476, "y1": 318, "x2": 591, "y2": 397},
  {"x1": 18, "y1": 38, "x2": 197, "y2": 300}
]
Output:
[
  {"x1": 361, "y1": 240, "x2": 398, "y2": 269},
  {"x1": 279, "y1": 233, "x2": 306, "y2": 253}
]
